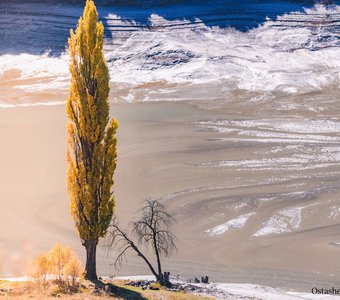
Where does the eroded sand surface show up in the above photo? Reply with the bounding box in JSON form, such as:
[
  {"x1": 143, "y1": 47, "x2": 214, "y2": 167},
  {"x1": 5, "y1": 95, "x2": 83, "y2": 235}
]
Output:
[{"x1": 0, "y1": 91, "x2": 340, "y2": 291}]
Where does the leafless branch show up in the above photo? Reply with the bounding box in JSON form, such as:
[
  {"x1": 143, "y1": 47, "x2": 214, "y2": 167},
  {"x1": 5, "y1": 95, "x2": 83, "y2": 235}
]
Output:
[{"x1": 107, "y1": 200, "x2": 177, "y2": 287}]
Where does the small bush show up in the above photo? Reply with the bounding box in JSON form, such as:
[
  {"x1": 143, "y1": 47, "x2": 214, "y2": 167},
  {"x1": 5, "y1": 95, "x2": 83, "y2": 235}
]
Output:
[
  {"x1": 28, "y1": 243, "x2": 83, "y2": 292},
  {"x1": 28, "y1": 253, "x2": 50, "y2": 289},
  {"x1": 49, "y1": 243, "x2": 73, "y2": 284},
  {"x1": 64, "y1": 255, "x2": 83, "y2": 291}
]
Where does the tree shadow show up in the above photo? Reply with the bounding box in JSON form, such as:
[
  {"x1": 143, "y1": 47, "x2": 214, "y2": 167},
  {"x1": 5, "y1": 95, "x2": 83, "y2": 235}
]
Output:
[{"x1": 90, "y1": 279, "x2": 148, "y2": 300}]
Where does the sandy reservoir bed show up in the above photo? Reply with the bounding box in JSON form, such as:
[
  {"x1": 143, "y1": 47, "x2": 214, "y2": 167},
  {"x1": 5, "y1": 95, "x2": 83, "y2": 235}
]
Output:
[{"x1": 0, "y1": 97, "x2": 340, "y2": 293}]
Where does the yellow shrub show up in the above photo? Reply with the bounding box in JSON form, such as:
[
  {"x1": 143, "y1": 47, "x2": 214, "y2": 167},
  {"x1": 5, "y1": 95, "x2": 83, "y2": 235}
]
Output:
[
  {"x1": 28, "y1": 243, "x2": 83, "y2": 290},
  {"x1": 48, "y1": 243, "x2": 72, "y2": 282},
  {"x1": 28, "y1": 253, "x2": 50, "y2": 289},
  {"x1": 64, "y1": 255, "x2": 83, "y2": 288}
]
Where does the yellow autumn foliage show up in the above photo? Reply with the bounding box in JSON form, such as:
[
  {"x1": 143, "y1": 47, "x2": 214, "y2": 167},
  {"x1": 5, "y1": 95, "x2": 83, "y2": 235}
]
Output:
[
  {"x1": 64, "y1": 256, "x2": 83, "y2": 287},
  {"x1": 66, "y1": 0, "x2": 118, "y2": 244},
  {"x1": 28, "y1": 243, "x2": 83, "y2": 289},
  {"x1": 29, "y1": 253, "x2": 50, "y2": 287},
  {"x1": 49, "y1": 243, "x2": 73, "y2": 282}
]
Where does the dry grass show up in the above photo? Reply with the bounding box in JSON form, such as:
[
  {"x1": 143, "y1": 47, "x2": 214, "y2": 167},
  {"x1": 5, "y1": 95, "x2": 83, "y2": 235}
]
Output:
[
  {"x1": 0, "y1": 280, "x2": 119, "y2": 299},
  {"x1": 112, "y1": 280, "x2": 214, "y2": 300},
  {"x1": 0, "y1": 279, "x2": 213, "y2": 300}
]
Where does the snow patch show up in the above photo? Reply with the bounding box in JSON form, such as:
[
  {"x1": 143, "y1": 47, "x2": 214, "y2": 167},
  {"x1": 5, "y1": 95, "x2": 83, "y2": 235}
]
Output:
[
  {"x1": 0, "y1": 277, "x2": 28, "y2": 282},
  {"x1": 328, "y1": 206, "x2": 340, "y2": 219},
  {"x1": 253, "y1": 204, "x2": 317, "y2": 237},
  {"x1": 206, "y1": 213, "x2": 255, "y2": 236},
  {"x1": 113, "y1": 277, "x2": 340, "y2": 299},
  {"x1": 0, "y1": 101, "x2": 65, "y2": 109},
  {"x1": 2, "y1": 4, "x2": 340, "y2": 105}
]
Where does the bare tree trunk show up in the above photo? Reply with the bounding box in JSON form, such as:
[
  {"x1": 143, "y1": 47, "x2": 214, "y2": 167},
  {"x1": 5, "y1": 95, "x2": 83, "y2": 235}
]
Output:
[
  {"x1": 110, "y1": 224, "x2": 160, "y2": 282},
  {"x1": 154, "y1": 239, "x2": 162, "y2": 276},
  {"x1": 151, "y1": 227, "x2": 163, "y2": 283},
  {"x1": 158, "y1": 272, "x2": 171, "y2": 287},
  {"x1": 126, "y1": 235, "x2": 159, "y2": 281},
  {"x1": 84, "y1": 239, "x2": 98, "y2": 281}
]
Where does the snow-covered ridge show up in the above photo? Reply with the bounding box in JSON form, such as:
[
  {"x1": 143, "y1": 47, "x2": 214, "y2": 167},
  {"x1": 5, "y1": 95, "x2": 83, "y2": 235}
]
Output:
[
  {"x1": 106, "y1": 4, "x2": 340, "y2": 90},
  {"x1": 1, "y1": 3, "x2": 340, "y2": 104}
]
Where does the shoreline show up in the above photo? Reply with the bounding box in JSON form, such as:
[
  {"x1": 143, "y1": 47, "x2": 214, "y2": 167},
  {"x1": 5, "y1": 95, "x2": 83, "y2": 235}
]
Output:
[{"x1": 0, "y1": 275, "x2": 337, "y2": 299}]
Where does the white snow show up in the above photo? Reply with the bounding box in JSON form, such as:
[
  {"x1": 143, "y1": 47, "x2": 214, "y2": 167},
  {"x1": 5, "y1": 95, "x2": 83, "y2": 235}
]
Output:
[
  {"x1": 206, "y1": 213, "x2": 255, "y2": 236},
  {"x1": 0, "y1": 277, "x2": 28, "y2": 282},
  {"x1": 198, "y1": 118, "x2": 340, "y2": 172},
  {"x1": 0, "y1": 101, "x2": 65, "y2": 109},
  {"x1": 253, "y1": 204, "x2": 317, "y2": 237},
  {"x1": 210, "y1": 282, "x2": 340, "y2": 300},
  {"x1": 111, "y1": 275, "x2": 156, "y2": 281},
  {"x1": 198, "y1": 119, "x2": 340, "y2": 135},
  {"x1": 111, "y1": 276, "x2": 340, "y2": 299},
  {"x1": 0, "y1": 53, "x2": 69, "y2": 91},
  {"x1": 328, "y1": 206, "x2": 340, "y2": 220},
  {"x1": 2, "y1": 4, "x2": 340, "y2": 105}
]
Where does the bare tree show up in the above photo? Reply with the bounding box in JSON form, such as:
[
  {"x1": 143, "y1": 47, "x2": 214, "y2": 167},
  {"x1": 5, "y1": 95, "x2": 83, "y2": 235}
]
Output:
[{"x1": 108, "y1": 199, "x2": 176, "y2": 286}]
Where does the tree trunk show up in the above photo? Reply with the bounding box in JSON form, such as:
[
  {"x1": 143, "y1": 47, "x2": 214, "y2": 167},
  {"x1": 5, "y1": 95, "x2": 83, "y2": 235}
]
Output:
[
  {"x1": 159, "y1": 272, "x2": 171, "y2": 287},
  {"x1": 84, "y1": 239, "x2": 98, "y2": 281}
]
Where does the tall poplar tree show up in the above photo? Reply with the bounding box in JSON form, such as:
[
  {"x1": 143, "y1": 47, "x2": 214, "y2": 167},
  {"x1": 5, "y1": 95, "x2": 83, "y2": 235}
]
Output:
[{"x1": 66, "y1": 0, "x2": 118, "y2": 281}]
